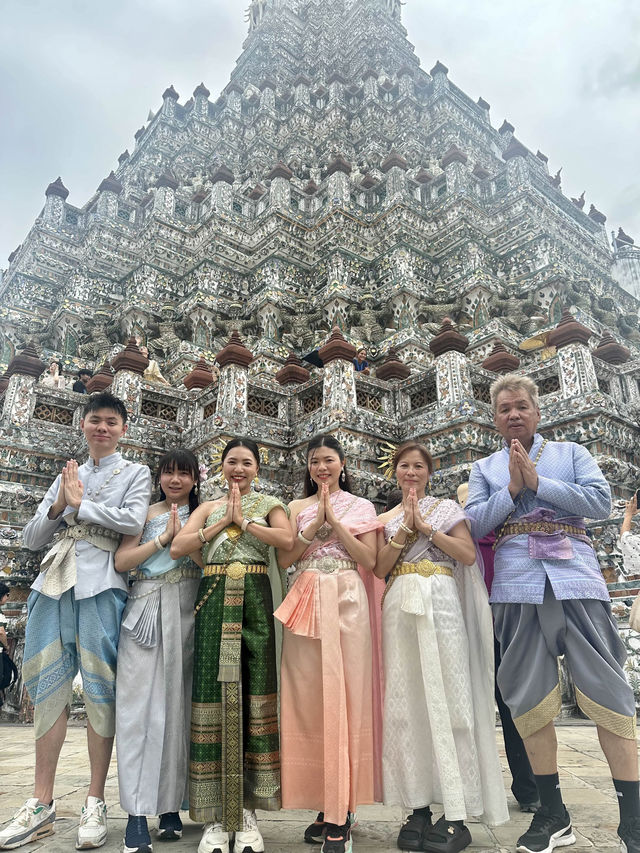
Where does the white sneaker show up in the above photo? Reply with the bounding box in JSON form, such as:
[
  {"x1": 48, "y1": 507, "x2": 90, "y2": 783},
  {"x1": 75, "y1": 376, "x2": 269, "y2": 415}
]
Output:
[
  {"x1": 76, "y1": 797, "x2": 107, "y2": 849},
  {"x1": 0, "y1": 798, "x2": 55, "y2": 849},
  {"x1": 198, "y1": 822, "x2": 230, "y2": 853},
  {"x1": 234, "y1": 810, "x2": 264, "y2": 853}
]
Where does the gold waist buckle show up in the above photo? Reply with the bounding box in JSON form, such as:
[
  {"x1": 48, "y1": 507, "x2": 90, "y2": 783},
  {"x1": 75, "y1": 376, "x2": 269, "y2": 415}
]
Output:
[{"x1": 391, "y1": 559, "x2": 454, "y2": 580}]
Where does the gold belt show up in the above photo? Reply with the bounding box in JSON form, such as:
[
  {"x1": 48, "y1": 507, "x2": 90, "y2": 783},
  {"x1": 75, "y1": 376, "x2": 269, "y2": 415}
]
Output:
[
  {"x1": 499, "y1": 521, "x2": 586, "y2": 539},
  {"x1": 383, "y1": 559, "x2": 453, "y2": 607},
  {"x1": 204, "y1": 562, "x2": 267, "y2": 580},
  {"x1": 391, "y1": 559, "x2": 454, "y2": 580}
]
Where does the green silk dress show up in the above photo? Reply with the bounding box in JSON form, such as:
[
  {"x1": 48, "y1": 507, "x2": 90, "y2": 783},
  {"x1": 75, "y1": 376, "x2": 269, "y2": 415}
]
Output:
[{"x1": 189, "y1": 492, "x2": 287, "y2": 831}]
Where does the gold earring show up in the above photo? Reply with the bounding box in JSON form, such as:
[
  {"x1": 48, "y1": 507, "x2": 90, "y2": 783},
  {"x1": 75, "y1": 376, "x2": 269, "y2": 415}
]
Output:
[{"x1": 254, "y1": 475, "x2": 259, "y2": 485}]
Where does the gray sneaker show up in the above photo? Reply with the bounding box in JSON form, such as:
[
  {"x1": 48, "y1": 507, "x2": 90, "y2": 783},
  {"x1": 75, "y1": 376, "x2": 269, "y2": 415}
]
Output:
[{"x1": 0, "y1": 798, "x2": 55, "y2": 849}]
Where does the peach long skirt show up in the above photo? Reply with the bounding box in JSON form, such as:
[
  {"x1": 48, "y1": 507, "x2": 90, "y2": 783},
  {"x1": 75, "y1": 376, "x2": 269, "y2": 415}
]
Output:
[{"x1": 276, "y1": 561, "x2": 375, "y2": 825}]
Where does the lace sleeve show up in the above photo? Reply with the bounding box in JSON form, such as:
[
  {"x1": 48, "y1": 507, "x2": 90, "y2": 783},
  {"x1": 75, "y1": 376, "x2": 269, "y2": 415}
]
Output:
[{"x1": 620, "y1": 532, "x2": 640, "y2": 574}]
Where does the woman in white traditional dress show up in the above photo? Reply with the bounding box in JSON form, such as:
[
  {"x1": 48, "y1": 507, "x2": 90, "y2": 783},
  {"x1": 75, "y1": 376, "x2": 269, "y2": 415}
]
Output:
[
  {"x1": 374, "y1": 442, "x2": 508, "y2": 853},
  {"x1": 115, "y1": 449, "x2": 203, "y2": 853},
  {"x1": 41, "y1": 359, "x2": 66, "y2": 390}
]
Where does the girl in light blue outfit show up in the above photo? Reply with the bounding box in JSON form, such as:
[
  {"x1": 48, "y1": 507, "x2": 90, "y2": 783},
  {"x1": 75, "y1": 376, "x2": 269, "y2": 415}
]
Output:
[{"x1": 115, "y1": 449, "x2": 203, "y2": 853}]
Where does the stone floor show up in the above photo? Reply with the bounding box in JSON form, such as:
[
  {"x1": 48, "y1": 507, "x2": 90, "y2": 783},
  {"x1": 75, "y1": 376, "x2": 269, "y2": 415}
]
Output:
[{"x1": 0, "y1": 721, "x2": 626, "y2": 852}]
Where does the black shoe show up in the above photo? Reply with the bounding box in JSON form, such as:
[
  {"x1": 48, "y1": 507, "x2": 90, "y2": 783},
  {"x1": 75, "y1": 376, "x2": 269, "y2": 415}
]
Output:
[
  {"x1": 124, "y1": 816, "x2": 153, "y2": 853},
  {"x1": 519, "y1": 800, "x2": 542, "y2": 814},
  {"x1": 516, "y1": 806, "x2": 575, "y2": 853},
  {"x1": 305, "y1": 813, "x2": 326, "y2": 845},
  {"x1": 619, "y1": 815, "x2": 640, "y2": 853},
  {"x1": 321, "y1": 821, "x2": 351, "y2": 853},
  {"x1": 157, "y1": 813, "x2": 183, "y2": 841},
  {"x1": 422, "y1": 815, "x2": 471, "y2": 853},
  {"x1": 396, "y1": 808, "x2": 432, "y2": 851}
]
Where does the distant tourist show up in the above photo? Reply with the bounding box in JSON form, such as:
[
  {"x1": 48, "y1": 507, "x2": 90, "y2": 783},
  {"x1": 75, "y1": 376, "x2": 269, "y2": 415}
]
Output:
[
  {"x1": 352, "y1": 347, "x2": 370, "y2": 374},
  {"x1": 375, "y1": 443, "x2": 507, "y2": 853},
  {"x1": 275, "y1": 434, "x2": 383, "y2": 853},
  {"x1": 171, "y1": 438, "x2": 292, "y2": 853},
  {"x1": 41, "y1": 360, "x2": 66, "y2": 390},
  {"x1": 0, "y1": 392, "x2": 151, "y2": 851},
  {"x1": 139, "y1": 344, "x2": 170, "y2": 385},
  {"x1": 115, "y1": 449, "x2": 202, "y2": 853},
  {"x1": 620, "y1": 492, "x2": 640, "y2": 631},
  {"x1": 72, "y1": 369, "x2": 93, "y2": 394},
  {"x1": 466, "y1": 374, "x2": 640, "y2": 853}
]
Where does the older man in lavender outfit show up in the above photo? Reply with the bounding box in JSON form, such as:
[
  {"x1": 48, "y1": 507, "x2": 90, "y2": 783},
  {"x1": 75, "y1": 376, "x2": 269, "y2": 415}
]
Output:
[{"x1": 466, "y1": 374, "x2": 639, "y2": 853}]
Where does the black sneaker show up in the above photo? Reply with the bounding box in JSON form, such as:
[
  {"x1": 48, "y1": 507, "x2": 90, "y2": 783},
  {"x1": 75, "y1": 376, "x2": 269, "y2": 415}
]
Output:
[
  {"x1": 124, "y1": 816, "x2": 153, "y2": 853},
  {"x1": 157, "y1": 813, "x2": 183, "y2": 841},
  {"x1": 516, "y1": 806, "x2": 575, "y2": 853},
  {"x1": 422, "y1": 815, "x2": 471, "y2": 853},
  {"x1": 396, "y1": 808, "x2": 432, "y2": 851},
  {"x1": 619, "y1": 815, "x2": 640, "y2": 853},
  {"x1": 305, "y1": 813, "x2": 326, "y2": 844},
  {"x1": 321, "y1": 821, "x2": 352, "y2": 853}
]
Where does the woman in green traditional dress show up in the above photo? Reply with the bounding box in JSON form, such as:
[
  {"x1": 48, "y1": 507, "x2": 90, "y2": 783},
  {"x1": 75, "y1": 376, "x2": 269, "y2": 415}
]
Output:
[{"x1": 171, "y1": 438, "x2": 293, "y2": 853}]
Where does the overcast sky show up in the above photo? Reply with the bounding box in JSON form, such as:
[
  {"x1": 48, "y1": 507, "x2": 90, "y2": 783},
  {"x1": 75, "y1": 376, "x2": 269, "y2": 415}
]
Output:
[{"x1": 0, "y1": 0, "x2": 638, "y2": 267}]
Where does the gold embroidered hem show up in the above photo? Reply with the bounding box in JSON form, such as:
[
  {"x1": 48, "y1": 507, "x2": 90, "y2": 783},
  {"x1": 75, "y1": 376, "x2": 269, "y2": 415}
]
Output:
[
  {"x1": 514, "y1": 684, "x2": 562, "y2": 739},
  {"x1": 575, "y1": 686, "x2": 637, "y2": 740}
]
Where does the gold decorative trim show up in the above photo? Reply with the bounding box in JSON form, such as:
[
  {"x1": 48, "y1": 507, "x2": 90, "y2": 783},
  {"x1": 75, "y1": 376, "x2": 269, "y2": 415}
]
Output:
[
  {"x1": 575, "y1": 687, "x2": 637, "y2": 740},
  {"x1": 514, "y1": 684, "x2": 562, "y2": 739}
]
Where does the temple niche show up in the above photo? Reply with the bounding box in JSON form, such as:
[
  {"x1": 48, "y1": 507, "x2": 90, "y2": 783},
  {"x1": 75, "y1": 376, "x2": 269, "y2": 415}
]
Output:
[{"x1": 2, "y1": 0, "x2": 640, "y2": 717}]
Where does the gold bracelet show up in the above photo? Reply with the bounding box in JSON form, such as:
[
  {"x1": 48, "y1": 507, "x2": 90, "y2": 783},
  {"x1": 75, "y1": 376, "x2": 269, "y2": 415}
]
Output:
[
  {"x1": 388, "y1": 538, "x2": 403, "y2": 550},
  {"x1": 198, "y1": 528, "x2": 207, "y2": 544},
  {"x1": 399, "y1": 522, "x2": 413, "y2": 534},
  {"x1": 298, "y1": 530, "x2": 313, "y2": 545}
]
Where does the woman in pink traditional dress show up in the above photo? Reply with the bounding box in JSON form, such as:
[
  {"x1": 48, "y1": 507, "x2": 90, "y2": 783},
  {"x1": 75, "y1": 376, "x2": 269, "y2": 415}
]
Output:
[
  {"x1": 374, "y1": 442, "x2": 508, "y2": 853},
  {"x1": 275, "y1": 434, "x2": 382, "y2": 853}
]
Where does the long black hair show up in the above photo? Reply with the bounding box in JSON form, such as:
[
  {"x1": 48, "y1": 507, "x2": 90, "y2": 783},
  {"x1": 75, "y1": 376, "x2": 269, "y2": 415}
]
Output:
[
  {"x1": 303, "y1": 433, "x2": 354, "y2": 497},
  {"x1": 156, "y1": 448, "x2": 201, "y2": 513}
]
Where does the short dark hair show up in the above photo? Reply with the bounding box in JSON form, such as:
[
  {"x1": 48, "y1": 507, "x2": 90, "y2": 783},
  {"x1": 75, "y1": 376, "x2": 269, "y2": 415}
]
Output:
[
  {"x1": 82, "y1": 392, "x2": 128, "y2": 424},
  {"x1": 156, "y1": 448, "x2": 201, "y2": 513},
  {"x1": 303, "y1": 433, "x2": 354, "y2": 497},
  {"x1": 77, "y1": 369, "x2": 92, "y2": 379},
  {"x1": 392, "y1": 441, "x2": 434, "y2": 474},
  {"x1": 221, "y1": 437, "x2": 260, "y2": 468},
  {"x1": 0, "y1": 582, "x2": 10, "y2": 599}
]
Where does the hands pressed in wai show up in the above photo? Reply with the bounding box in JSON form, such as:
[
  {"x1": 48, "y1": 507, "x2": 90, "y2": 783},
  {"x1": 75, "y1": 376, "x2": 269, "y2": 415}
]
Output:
[
  {"x1": 508, "y1": 439, "x2": 538, "y2": 499},
  {"x1": 224, "y1": 482, "x2": 246, "y2": 528},
  {"x1": 401, "y1": 488, "x2": 431, "y2": 536},
  {"x1": 159, "y1": 503, "x2": 181, "y2": 546},
  {"x1": 51, "y1": 460, "x2": 84, "y2": 515},
  {"x1": 309, "y1": 483, "x2": 338, "y2": 533}
]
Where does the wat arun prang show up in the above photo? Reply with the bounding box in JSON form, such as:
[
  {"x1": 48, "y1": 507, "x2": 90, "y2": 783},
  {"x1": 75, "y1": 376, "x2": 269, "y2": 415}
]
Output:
[{"x1": 2, "y1": 0, "x2": 640, "y2": 712}]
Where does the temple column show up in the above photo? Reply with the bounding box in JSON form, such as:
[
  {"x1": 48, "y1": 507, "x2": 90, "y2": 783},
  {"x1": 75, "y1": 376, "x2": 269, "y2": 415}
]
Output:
[
  {"x1": 548, "y1": 310, "x2": 597, "y2": 396},
  {"x1": 318, "y1": 327, "x2": 357, "y2": 420},
  {"x1": 1, "y1": 344, "x2": 45, "y2": 427},
  {"x1": 215, "y1": 331, "x2": 253, "y2": 419},
  {"x1": 428, "y1": 320, "x2": 472, "y2": 405}
]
